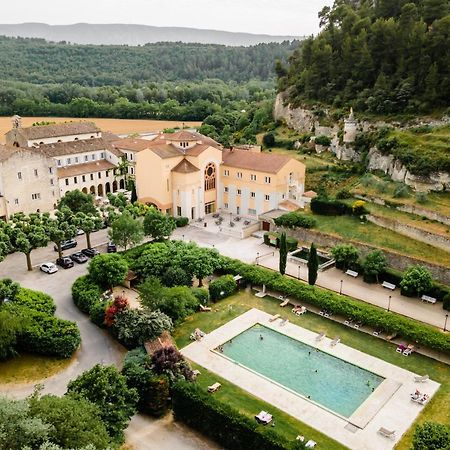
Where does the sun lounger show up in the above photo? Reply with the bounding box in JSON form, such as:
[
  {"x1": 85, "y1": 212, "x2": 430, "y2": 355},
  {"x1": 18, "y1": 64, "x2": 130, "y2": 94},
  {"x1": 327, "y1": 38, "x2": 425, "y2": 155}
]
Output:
[
  {"x1": 396, "y1": 344, "x2": 406, "y2": 353},
  {"x1": 280, "y1": 318, "x2": 289, "y2": 326},
  {"x1": 305, "y1": 440, "x2": 317, "y2": 449},
  {"x1": 411, "y1": 392, "x2": 429, "y2": 405},
  {"x1": 373, "y1": 328, "x2": 383, "y2": 336},
  {"x1": 207, "y1": 382, "x2": 221, "y2": 393},
  {"x1": 330, "y1": 337, "x2": 340, "y2": 346},
  {"x1": 269, "y1": 314, "x2": 280, "y2": 322},
  {"x1": 344, "y1": 318, "x2": 353, "y2": 326},
  {"x1": 324, "y1": 311, "x2": 332, "y2": 318},
  {"x1": 414, "y1": 374, "x2": 429, "y2": 383},
  {"x1": 382, "y1": 281, "x2": 396, "y2": 290},
  {"x1": 378, "y1": 427, "x2": 396, "y2": 439},
  {"x1": 292, "y1": 306, "x2": 306, "y2": 316},
  {"x1": 386, "y1": 332, "x2": 397, "y2": 341},
  {"x1": 279, "y1": 299, "x2": 289, "y2": 307},
  {"x1": 255, "y1": 411, "x2": 273, "y2": 425},
  {"x1": 345, "y1": 269, "x2": 358, "y2": 278},
  {"x1": 319, "y1": 309, "x2": 325, "y2": 316},
  {"x1": 315, "y1": 332, "x2": 325, "y2": 341},
  {"x1": 353, "y1": 321, "x2": 363, "y2": 329},
  {"x1": 403, "y1": 345, "x2": 415, "y2": 356},
  {"x1": 199, "y1": 304, "x2": 212, "y2": 312}
]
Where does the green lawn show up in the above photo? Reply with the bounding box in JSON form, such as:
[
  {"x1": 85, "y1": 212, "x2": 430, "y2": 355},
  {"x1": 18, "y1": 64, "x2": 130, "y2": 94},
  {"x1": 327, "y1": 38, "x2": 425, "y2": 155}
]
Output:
[
  {"x1": 0, "y1": 353, "x2": 72, "y2": 384},
  {"x1": 302, "y1": 212, "x2": 450, "y2": 267},
  {"x1": 174, "y1": 291, "x2": 450, "y2": 450}
]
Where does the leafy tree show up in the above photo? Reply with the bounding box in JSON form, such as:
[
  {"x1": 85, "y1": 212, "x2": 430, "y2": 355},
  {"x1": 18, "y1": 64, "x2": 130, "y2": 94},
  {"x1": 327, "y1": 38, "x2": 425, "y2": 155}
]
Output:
[
  {"x1": 28, "y1": 393, "x2": 111, "y2": 449},
  {"x1": 412, "y1": 422, "x2": 449, "y2": 450},
  {"x1": 130, "y1": 181, "x2": 138, "y2": 204},
  {"x1": 0, "y1": 396, "x2": 52, "y2": 450},
  {"x1": 362, "y1": 250, "x2": 387, "y2": 282},
  {"x1": 161, "y1": 266, "x2": 192, "y2": 287},
  {"x1": 307, "y1": 243, "x2": 319, "y2": 286},
  {"x1": 143, "y1": 207, "x2": 176, "y2": 241},
  {"x1": 179, "y1": 246, "x2": 220, "y2": 287},
  {"x1": 133, "y1": 243, "x2": 171, "y2": 278},
  {"x1": 137, "y1": 276, "x2": 164, "y2": 310},
  {"x1": 262, "y1": 132, "x2": 275, "y2": 147},
  {"x1": 43, "y1": 208, "x2": 77, "y2": 258},
  {"x1": 331, "y1": 244, "x2": 359, "y2": 270},
  {"x1": 113, "y1": 309, "x2": 173, "y2": 348},
  {"x1": 279, "y1": 232, "x2": 287, "y2": 275},
  {"x1": 88, "y1": 254, "x2": 129, "y2": 290},
  {"x1": 58, "y1": 189, "x2": 97, "y2": 215},
  {"x1": 67, "y1": 364, "x2": 138, "y2": 441},
  {"x1": 0, "y1": 309, "x2": 24, "y2": 360},
  {"x1": 9, "y1": 213, "x2": 49, "y2": 271},
  {"x1": 73, "y1": 212, "x2": 103, "y2": 249},
  {"x1": 151, "y1": 346, "x2": 193, "y2": 382},
  {"x1": 0, "y1": 278, "x2": 20, "y2": 306},
  {"x1": 400, "y1": 265, "x2": 433, "y2": 297},
  {"x1": 108, "y1": 211, "x2": 144, "y2": 250}
]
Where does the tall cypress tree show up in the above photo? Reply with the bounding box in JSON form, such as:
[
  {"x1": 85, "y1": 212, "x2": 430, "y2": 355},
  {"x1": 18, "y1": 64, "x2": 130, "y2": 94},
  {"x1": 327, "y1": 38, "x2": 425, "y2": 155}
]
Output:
[
  {"x1": 279, "y1": 232, "x2": 287, "y2": 275},
  {"x1": 307, "y1": 243, "x2": 319, "y2": 286}
]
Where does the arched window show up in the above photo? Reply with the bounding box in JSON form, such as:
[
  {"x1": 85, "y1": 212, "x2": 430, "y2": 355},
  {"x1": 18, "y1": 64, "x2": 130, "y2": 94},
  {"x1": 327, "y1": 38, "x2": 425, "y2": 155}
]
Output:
[{"x1": 204, "y1": 163, "x2": 216, "y2": 191}]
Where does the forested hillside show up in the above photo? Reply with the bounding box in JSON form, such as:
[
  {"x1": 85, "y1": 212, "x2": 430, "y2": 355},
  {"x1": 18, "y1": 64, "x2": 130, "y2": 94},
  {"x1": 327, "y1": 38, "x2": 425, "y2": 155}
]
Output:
[
  {"x1": 277, "y1": 0, "x2": 450, "y2": 114},
  {"x1": 0, "y1": 37, "x2": 297, "y2": 84}
]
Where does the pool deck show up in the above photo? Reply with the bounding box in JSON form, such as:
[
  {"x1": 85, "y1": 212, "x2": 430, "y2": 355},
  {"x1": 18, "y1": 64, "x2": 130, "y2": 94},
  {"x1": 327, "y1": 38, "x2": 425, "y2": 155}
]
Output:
[{"x1": 181, "y1": 308, "x2": 441, "y2": 450}]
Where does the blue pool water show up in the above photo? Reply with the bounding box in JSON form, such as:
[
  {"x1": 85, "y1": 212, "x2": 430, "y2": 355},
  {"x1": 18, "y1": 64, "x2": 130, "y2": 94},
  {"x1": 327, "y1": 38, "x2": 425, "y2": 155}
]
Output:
[{"x1": 221, "y1": 324, "x2": 383, "y2": 417}]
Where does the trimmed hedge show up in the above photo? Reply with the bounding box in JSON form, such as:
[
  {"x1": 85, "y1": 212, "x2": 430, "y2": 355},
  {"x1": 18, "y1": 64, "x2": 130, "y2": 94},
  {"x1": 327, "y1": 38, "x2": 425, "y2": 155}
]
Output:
[
  {"x1": 172, "y1": 381, "x2": 294, "y2": 450},
  {"x1": 274, "y1": 212, "x2": 316, "y2": 229},
  {"x1": 263, "y1": 233, "x2": 298, "y2": 252},
  {"x1": 217, "y1": 257, "x2": 450, "y2": 354},
  {"x1": 191, "y1": 287, "x2": 209, "y2": 305},
  {"x1": 13, "y1": 288, "x2": 56, "y2": 315},
  {"x1": 72, "y1": 275, "x2": 102, "y2": 314},
  {"x1": 175, "y1": 216, "x2": 189, "y2": 227},
  {"x1": 209, "y1": 275, "x2": 237, "y2": 302}
]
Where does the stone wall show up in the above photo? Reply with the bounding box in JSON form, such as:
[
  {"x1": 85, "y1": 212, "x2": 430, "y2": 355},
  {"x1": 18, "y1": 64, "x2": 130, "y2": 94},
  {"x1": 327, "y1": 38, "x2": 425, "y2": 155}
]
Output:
[
  {"x1": 366, "y1": 214, "x2": 450, "y2": 253},
  {"x1": 273, "y1": 93, "x2": 315, "y2": 133},
  {"x1": 272, "y1": 225, "x2": 450, "y2": 285}
]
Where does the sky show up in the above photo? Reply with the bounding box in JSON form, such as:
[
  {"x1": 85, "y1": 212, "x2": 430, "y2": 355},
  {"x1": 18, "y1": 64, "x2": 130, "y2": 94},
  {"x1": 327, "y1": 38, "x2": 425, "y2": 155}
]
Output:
[{"x1": 2, "y1": 0, "x2": 333, "y2": 36}]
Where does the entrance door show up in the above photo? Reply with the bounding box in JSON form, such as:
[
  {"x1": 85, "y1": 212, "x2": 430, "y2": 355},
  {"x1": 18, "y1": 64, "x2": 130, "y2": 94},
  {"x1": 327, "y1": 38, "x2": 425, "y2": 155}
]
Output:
[
  {"x1": 204, "y1": 201, "x2": 215, "y2": 215},
  {"x1": 191, "y1": 207, "x2": 195, "y2": 220},
  {"x1": 262, "y1": 221, "x2": 270, "y2": 231}
]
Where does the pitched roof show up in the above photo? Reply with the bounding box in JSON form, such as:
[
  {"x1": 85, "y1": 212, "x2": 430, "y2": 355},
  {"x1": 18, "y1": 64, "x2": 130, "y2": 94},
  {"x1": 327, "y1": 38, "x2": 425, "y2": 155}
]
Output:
[
  {"x1": 222, "y1": 148, "x2": 291, "y2": 174},
  {"x1": 0, "y1": 144, "x2": 21, "y2": 162},
  {"x1": 154, "y1": 130, "x2": 221, "y2": 150},
  {"x1": 37, "y1": 137, "x2": 123, "y2": 158},
  {"x1": 57, "y1": 160, "x2": 116, "y2": 178},
  {"x1": 303, "y1": 190, "x2": 318, "y2": 198},
  {"x1": 166, "y1": 130, "x2": 199, "y2": 141},
  {"x1": 172, "y1": 158, "x2": 200, "y2": 174},
  {"x1": 149, "y1": 144, "x2": 182, "y2": 159},
  {"x1": 111, "y1": 138, "x2": 151, "y2": 152},
  {"x1": 17, "y1": 122, "x2": 100, "y2": 140},
  {"x1": 102, "y1": 131, "x2": 120, "y2": 142}
]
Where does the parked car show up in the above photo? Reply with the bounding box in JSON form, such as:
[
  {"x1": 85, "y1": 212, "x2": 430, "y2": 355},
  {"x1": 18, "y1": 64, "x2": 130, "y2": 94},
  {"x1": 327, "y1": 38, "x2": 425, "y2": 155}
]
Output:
[
  {"x1": 56, "y1": 257, "x2": 74, "y2": 269},
  {"x1": 107, "y1": 242, "x2": 117, "y2": 253},
  {"x1": 54, "y1": 239, "x2": 77, "y2": 252},
  {"x1": 82, "y1": 248, "x2": 100, "y2": 258},
  {"x1": 40, "y1": 262, "x2": 58, "y2": 274},
  {"x1": 70, "y1": 252, "x2": 89, "y2": 264},
  {"x1": 76, "y1": 229, "x2": 85, "y2": 236}
]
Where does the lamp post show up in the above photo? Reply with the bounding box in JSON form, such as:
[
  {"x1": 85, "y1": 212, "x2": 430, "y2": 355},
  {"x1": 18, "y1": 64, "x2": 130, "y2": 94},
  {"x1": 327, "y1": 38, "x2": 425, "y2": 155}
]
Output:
[
  {"x1": 387, "y1": 295, "x2": 392, "y2": 312},
  {"x1": 298, "y1": 265, "x2": 301, "y2": 280},
  {"x1": 182, "y1": 234, "x2": 185, "y2": 241},
  {"x1": 256, "y1": 252, "x2": 260, "y2": 266},
  {"x1": 339, "y1": 280, "x2": 343, "y2": 295},
  {"x1": 444, "y1": 314, "x2": 449, "y2": 332}
]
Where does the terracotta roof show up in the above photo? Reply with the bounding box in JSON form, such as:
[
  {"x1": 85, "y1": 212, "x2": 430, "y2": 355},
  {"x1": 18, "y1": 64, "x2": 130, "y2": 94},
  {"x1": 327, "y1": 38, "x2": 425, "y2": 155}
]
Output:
[
  {"x1": 102, "y1": 131, "x2": 120, "y2": 142},
  {"x1": 172, "y1": 158, "x2": 200, "y2": 174},
  {"x1": 144, "y1": 331, "x2": 175, "y2": 355},
  {"x1": 303, "y1": 190, "x2": 318, "y2": 198},
  {"x1": 37, "y1": 138, "x2": 123, "y2": 158},
  {"x1": 57, "y1": 160, "x2": 116, "y2": 178},
  {"x1": 184, "y1": 144, "x2": 211, "y2": 156},
  {"x1": 17, "y1": 122, "x2": 100, "y2": 140},
  {"x1": 153, "y1": 130, "x2": 221, "y2": 150},
  {"x1": 150, "y1": 144, "x2": 182, "y2": 159},
  {"x1": 279, "y1": 200, "x2": 300, "y2": 211},
  {"x1": 222, "y1": 149, "x2": 291, "y2": 174},
  {"x1": 111, "y1": 138, "x2": 151, "y2": 152},
  {"x1": 165, "y1": 130, "x2": 199, "y2": 141}
]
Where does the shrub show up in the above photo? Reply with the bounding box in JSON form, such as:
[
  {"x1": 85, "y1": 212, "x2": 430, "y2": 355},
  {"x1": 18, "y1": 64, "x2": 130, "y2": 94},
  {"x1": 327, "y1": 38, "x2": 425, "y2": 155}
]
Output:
[
  {"x1": 262, "y1": 132, "x2": 275, "y2": 148},
  {"x1": 72, "y1": 276, "x2": 102, "y2": 314},
  {"x1": 314, "y1": 135, "x2": 331, "y2": 146},
  {"x1": 443, "y1": 293, "x2": 450, "y2": 311},
  {"x1": 263, "y1": 232, "x2": 297, "y2": 251},
  {"x1": 400, "y1": 265, "x2": 433, "y2": 297},
  {"x1": 352, "y1": 200, "x2": 367, "y2": 215},
  {"x1": 274, "y1": 212, "x2": 316, "y2": 229},
  {"x1": 393, "y1": 184, "x2": 410, "y2": 198},
  {"x1": 336, "y1": 188, "x2": 352, "y2": 199},
  {"x1": 14, "y1": 288, "x2": 55, "y2": 315},
  {"x1": 331, "y1": 244, "x2": 359, "y2": 270},
  {"x1": 310, "y1": 197, "x2": 353, "y2": 216},
  {"x1": 175, "y1": 216, "x2": 189, "y2": 227},
  {"x1": 151, "y1": 346, "x2": 193, "y2": 382},
  {"x1": 89, "y1": 300, "x2": 107, "y2": 327},
  {"x1": 216, "y1": 256, "x2": 450, "y2": 353},
  {"x1": 105, "y1": 295, "x2": 129, "y2": 327},
  {"x1": 362, "y1": 250, "x2": 387, "y2": 283},
  {"x1": 191, "y1": 287, "x2": 209, "y2": 305},
  {"x1": 209, "y1": 275, "x2": 237, "y2": 302},
  {"x1": 412, "y1": 422, "x2": 449, "y2": 450},
  {"x1": 88, "y1": 254, "x2": 129, "y2": 290},
  {"x1": 172, "y1": 381, "x2": 292, "y2": 450}
]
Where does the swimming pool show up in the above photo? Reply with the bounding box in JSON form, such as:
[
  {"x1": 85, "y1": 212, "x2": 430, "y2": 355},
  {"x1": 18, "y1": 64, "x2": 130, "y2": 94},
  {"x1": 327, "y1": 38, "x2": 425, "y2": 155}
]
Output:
[{"x1": 221, "y1": 324, "x2": 384, "y2": 417}]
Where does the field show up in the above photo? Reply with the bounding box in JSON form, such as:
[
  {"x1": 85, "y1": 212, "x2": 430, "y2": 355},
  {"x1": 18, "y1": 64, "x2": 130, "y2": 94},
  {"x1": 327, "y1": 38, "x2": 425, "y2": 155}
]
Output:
[
  {"x1": 174, "y1": 291, "x2": 450, "y2": 450},
  {"x1": 0, "y1": 116, "x2": 202, "y2": 143}
]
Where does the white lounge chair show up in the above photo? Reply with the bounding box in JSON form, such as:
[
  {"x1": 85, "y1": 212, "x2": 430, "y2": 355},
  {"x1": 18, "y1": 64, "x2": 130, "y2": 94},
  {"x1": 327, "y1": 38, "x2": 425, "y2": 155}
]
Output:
[
  {"x1": 279, "y1": 299, "x2": 289, "y2": 307},
  {"x1": 315, "y1": 332, "x2": 325, "y2": 341},
  {"x1": 403, "y1": 345, "x2": 415, "y2": 356},
  {"x1": 269, "y1": 314, "x2": 280, "y2": 322},
  {"x1": 414, "y1": 374, "x2": 429, "y2": 383},
  {"x1": 330, "y1": 337, "x2": 340, "y2": 346},
  {"x1": 255, "y1": 410, "x2": 273, "y2": 425},
  {"x1": 378, "y1": 427, "x2": 396, "y2": 439},
  {"x1": 305, "y1": 440, "x2": 317, "y2": 449},
  {"x1": 207, "y1": 382, "x2": 221, "y2": 393}
]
